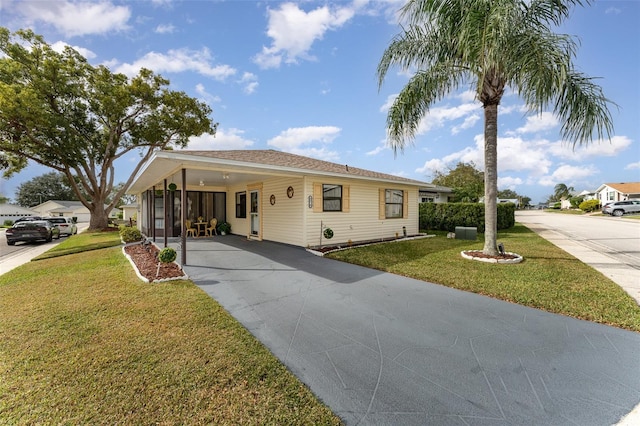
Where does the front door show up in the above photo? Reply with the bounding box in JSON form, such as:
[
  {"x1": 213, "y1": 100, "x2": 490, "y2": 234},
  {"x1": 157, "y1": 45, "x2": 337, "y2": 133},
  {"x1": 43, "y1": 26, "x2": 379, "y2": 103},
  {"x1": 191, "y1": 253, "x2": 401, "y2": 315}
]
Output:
[{"x1": 250, "y1": 190, "x2": 260, "y2": 237}]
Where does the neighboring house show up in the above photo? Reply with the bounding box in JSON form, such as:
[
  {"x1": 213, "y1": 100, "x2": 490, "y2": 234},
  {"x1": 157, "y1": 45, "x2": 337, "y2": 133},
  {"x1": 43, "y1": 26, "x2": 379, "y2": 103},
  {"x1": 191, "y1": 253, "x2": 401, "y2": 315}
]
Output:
[
  {"x1": 30, "y1": 200, "x2": 120, "y2": 222},
  {"x1": 595, "y1": 182, "x2": 640, "y2": 204},
  {"x1": 126, "y1": 150, "x2": 429, "y2": 248},
  {"x1": 499, "y1": 198, "x2": 520, "y2": 208},
  {"x1": 478, "y1": 197, "x2": 520, "y2": 208},
  {"x1": 419, "y1": 185, "x2": 453, "y2": 203},
  {"x1": 0, "y1": 203, "x2": 39, "y2": 223},
  {"x1": 120, "y1": 203, "x2": 139, "y2": 221},
  {"x1": 578, "y1": 190, "x2": 596, "y2": 201}
]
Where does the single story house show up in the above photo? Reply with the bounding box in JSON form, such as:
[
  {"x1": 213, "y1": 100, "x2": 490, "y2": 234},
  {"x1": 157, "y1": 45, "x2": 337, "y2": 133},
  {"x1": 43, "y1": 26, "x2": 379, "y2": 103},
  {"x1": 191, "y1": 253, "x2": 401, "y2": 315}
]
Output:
[
  {"x1": 595, "y1": 182, "x2": 640, "y2": 204},
  {"x1": 31, "y1": 200, "x2": 120, "y2": 222},
  {"x1": 120, "y1": 203, "x2": 139, "y2": 221},
  {"x1": 0, "y1": 203, "x2": 39, "y2": 223},
  {"x1": 419, "y1": 185, "x2": 453, "y2": 203},
  {"x1": 126, "y1": 150, "x2": 429, "y2": 249}
]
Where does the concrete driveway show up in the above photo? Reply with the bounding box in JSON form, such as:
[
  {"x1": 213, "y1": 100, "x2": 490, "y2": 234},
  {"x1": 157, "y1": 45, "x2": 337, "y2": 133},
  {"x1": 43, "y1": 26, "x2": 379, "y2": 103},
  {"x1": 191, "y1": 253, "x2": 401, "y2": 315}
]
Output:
[{"x1": 176, "y1": 236, "x2": 640, "y2": 426}]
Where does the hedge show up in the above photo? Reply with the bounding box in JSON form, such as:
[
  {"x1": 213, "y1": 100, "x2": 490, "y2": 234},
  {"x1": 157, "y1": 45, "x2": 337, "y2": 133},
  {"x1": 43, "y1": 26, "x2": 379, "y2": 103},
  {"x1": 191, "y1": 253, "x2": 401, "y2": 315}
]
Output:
[{"x1": 419, "y1": 202, "x2": 515, "y2": 233}]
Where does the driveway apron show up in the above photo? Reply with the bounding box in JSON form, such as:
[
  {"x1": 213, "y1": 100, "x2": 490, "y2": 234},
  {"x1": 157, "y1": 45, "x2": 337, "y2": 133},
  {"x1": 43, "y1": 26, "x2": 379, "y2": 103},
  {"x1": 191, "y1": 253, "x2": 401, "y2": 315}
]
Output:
[{"x1": 177, "y1": 236, "x2": 640, "y2": 426}]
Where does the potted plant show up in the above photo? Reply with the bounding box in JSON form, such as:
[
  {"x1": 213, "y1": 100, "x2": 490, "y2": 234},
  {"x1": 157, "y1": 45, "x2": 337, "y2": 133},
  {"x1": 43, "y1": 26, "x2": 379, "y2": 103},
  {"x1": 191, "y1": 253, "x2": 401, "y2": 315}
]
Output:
[{"x1": 217, "y1": 221, "x2": 231, "y2": 235}]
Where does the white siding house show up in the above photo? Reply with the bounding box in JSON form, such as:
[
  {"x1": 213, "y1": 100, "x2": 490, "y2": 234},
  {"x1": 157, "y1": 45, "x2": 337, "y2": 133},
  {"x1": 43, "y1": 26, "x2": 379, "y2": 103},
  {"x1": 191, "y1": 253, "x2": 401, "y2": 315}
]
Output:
[
  {"x1": 0, "y1": 204, "x2": 39, "y2": 223},
  {"x1": 30, "y1": 200, "x2": 119, "y2": 222},
  {"x1": 595, "y1": 182, "x2": 640, "y2": 204},
  {"x1": 127, "y1": 150, "x2": 427, "y2": 248}
]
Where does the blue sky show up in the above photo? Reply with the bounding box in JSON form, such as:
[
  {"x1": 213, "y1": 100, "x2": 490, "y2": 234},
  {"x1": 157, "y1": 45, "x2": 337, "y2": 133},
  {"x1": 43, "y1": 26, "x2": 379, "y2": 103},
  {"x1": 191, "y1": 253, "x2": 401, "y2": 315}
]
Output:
[{"x1": 1, "y1": 0, "x2": 638, "y2": 204}]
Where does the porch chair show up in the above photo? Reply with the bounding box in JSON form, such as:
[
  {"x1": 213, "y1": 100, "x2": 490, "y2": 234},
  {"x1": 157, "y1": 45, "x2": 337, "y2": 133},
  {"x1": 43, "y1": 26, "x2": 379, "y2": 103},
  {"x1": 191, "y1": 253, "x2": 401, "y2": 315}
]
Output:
[
  {"x1": 185, "y1": 220, "x2": 198, "y2": 237},
  {"x1": 205, "y1": 218, "x2": 218, "y2": 237}
]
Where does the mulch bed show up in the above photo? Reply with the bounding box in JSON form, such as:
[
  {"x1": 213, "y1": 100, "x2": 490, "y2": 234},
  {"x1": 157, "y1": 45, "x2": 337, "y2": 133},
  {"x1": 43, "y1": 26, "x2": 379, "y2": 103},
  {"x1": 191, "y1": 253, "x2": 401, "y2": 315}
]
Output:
[
  {"x1": 461, "y1": 250, "x2": 520, "y2": 260},
  {"x1": 124, "y1": 243, "x2": 186, "y2": 281}
]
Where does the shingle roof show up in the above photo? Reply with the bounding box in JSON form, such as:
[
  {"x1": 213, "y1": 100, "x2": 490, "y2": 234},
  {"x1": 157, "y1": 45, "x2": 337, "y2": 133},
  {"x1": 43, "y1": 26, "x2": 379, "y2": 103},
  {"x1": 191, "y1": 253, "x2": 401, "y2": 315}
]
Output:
[
  {"x1": 172, "y1": 149, "x2": 428, "y2": 185},
  {"x1": 605, "y1": 182, "x2": 640, "y2": 194}
]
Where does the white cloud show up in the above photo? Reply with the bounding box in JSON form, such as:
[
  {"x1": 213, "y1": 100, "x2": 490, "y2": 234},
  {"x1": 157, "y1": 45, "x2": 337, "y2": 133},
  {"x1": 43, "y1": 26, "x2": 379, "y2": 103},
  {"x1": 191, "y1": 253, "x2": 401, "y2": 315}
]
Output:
[
  {"x1": 415, "y1": 133, "x2": 554, "y2": 178},
  {"x1": 498, "y1": 176, "x2": 523, "y2": 190},
  {"x1": 548, "y1": 135, "x2": 632, "y2": 161},
  {"x1": 194, "y1": 83, "x2": 221, "y2": 105},
  {"x1": 15, "y1": 1, "x2": 131, "y2": 37},
  {"x1": 186, "y1": 128, "x2": 254, "y2": 150},
  {"x1": 267, "y1": 126, "x2": 341, "y2": 161},
  {"x1": 451, "y1": 114, "x2": 480, "y2": 135},
  {"x1": 625, "y1": 161, "x2": 640, "y2": 170},
  {"x1": 155, "y1": 24, "x2": 176, "y2": 34},
  {"x1": 415, "y1": 158, "x2": 448, "y2": 176},
  {"x1": 114, "y1": 47, "x2": 236, "y2": 80},
  {"x1": 537, "y1": 164, "x2": 598, "y2": 187},
  {"x1": 515, "y1": 112, "x2": 559, "y2": 134},
  {"x1": 50, "y1": 41, "x2": 96, "y2": 59},
  {"x1": 456, "y1": 90, "x2": 476, "y2": 103},
  {"x1": 366, "y1": 144, "x2": 387, "y2": 156},
  {"x1": 238, "y1": 72, "x2": 259, "y2": 94},
  {"x1": 253, "y1": 2, "x2": 356, "y2": 69},
  {"x1": 380, "y1": 94, "x2": 481, "y2": 136}
]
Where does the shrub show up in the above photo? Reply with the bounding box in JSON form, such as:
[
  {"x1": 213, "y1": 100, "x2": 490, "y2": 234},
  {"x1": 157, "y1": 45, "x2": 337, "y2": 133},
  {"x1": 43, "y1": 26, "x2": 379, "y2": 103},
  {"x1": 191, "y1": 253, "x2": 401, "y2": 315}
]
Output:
[
  {"x1": 419, "y1": 202, "x2": 515, "y2": 233},
  {"x1": 157, "y1": 247, "x2": 177, "y2": 263},
  {"x1": 119, "y1": 226, "x2": 142, "y2": 243},
  {"x1": 3, "y1": 220, "x2": 13, "y2": 226},
  {"x1": 217, "y1": 221, "x2": 231, "y2": 234},
  {"x1": 579, "y1": 199, "x2": 601, "y2": 213}
]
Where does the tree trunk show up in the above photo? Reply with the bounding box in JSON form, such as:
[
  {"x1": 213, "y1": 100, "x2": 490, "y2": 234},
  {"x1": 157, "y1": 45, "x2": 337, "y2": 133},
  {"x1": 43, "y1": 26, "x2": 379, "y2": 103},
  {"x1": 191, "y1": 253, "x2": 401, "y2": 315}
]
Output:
[
  {"x1": 483, "y1": 103, "x2": 499, "y2": 256},
  {"x1": 88, "y1": 201, "x2": 110, "y2": 230}
]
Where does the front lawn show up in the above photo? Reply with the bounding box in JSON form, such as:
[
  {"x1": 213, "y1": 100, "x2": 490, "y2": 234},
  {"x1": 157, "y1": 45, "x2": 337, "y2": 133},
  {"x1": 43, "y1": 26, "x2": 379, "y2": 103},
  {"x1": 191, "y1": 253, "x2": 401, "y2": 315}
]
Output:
[
  {"x1": 327, "y1": 224, "x2": 640, "y2": 332},
  {"x1": 0, "y1": 244, "x2": 341, "y2": 424}
]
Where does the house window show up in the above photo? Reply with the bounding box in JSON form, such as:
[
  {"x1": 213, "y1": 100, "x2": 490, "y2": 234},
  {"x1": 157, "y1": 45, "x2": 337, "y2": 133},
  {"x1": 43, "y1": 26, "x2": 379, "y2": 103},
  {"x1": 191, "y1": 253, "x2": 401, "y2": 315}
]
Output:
[
  {"x1": 421, "y1": 197, "x2": 434, "y2": 203},
  {"x1": 323, "y1": 184, "x2": 342, "y2": 212},
  {"x1": 607, "y1": 191, "x2": 615, "y2": 201},
  {"x1": 236, "y1": 191, "x2": 246, "y2": 218},
  {"x1": 385, "y1": 189, "x2": 404, "y2": 218}
]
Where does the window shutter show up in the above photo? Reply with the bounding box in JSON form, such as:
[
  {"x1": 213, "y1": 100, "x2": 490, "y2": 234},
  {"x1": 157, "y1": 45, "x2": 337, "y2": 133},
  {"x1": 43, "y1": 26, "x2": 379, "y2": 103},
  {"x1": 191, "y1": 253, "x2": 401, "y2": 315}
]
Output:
[
  {"x1": 403, "y1": 190, "x2": 408, "y2": 219},
  {"x1": 379, "y1": 188, "x2": 386, "y2": 219},
  {"x1": 342, "y1": 185, "x2": 350, "y2": 212},
  {"x1": 313, "y1": 183, "x2": 322, "y2": 213}
]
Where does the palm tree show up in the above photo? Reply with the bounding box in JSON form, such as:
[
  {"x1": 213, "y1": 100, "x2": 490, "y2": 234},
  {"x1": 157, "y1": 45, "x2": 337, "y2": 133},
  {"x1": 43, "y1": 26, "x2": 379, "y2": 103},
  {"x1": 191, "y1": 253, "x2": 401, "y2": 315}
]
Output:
[
  {"x1": 377, "y1": 0, "x2": 613, "y2": 255},
  {"x1": 554, "y1": 183, "x2": 575, "y2": 201}
]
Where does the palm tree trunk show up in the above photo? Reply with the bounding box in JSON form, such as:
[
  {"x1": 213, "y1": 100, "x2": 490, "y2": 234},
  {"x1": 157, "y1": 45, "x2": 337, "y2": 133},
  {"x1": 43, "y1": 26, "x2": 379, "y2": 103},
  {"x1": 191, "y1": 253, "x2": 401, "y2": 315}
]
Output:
[{"x1": 483, "y1": 103, "x2": 499, "y2": 256}]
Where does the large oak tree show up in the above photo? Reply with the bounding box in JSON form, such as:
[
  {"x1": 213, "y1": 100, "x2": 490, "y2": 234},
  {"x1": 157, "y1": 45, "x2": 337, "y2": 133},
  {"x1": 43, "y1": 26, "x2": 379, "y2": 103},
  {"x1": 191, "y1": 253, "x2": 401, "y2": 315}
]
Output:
[
  {"x1": 0, "y1": 28, "x2": 217, "y2": 229},
  {"x1": 378, "y1": 0, "x2": 613, "y2": 255}
]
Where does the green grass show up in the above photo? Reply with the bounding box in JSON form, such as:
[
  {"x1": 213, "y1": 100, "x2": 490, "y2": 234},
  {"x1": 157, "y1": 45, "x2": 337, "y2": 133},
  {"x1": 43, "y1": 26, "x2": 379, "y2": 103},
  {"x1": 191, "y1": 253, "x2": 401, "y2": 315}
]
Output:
[
  {"x1": 32, "y1": 230, "x2": 122, "y2": 260},
  {"x1": 0, "y1": 241, "x2": 341, "y2": 424},
  {"x1": 328, "y1": 224, "x2": 640, "y2": 332}
]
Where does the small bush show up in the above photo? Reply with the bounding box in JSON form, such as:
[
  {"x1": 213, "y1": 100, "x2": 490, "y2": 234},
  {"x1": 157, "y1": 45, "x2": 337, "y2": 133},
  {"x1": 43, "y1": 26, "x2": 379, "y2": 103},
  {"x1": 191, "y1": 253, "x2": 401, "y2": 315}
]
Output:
[
  {"x1": 157, "y1": 247, "x2": 177, "y2": 263},
  {"x1": 3, "y1": 220, "x2": 14, "y2": 226},
  {"x1": 579, "y1": 199, "x2": 601, "y2": 213},
  {"x1": 119, "y1": 226, "x2": 142, "y2": 243}
]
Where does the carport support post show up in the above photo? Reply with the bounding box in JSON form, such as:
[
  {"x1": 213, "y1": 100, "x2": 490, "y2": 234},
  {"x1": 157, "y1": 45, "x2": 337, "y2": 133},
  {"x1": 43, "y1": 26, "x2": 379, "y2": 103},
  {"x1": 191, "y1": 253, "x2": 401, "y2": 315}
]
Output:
[
  {"x1": 181, "y1": 168, "x2": 187, "y2": 266},
  {"x1": 163, "y1": 179, "x2": 168, "y2": 248}
]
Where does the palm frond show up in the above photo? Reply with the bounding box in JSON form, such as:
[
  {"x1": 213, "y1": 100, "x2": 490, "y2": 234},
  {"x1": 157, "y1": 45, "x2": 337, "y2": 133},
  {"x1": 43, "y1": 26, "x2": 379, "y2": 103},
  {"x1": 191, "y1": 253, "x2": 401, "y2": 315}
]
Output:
[{"x1": 556, "y1": 72, "x2": 615, "y2": 146}]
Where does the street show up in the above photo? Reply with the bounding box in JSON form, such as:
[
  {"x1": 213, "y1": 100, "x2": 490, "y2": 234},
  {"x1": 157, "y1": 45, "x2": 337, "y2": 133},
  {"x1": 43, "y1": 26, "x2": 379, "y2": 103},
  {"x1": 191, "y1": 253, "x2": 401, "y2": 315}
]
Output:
[{"x1": 516, "y1": 210, "x2": 640, "y2": 269}]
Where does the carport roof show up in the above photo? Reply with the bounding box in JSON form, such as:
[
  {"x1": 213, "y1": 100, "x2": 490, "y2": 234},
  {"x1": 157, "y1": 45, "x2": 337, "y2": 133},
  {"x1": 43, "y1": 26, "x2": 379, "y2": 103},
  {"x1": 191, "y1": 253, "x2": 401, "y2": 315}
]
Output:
[{"x1": 128, "y1": 149, "x2": 431, "y2": 193}]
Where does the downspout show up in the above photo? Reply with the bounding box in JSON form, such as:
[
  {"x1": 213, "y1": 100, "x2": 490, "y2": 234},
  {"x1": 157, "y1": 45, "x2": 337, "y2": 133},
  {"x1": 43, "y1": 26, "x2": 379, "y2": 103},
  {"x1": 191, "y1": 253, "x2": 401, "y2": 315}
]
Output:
[{"x1": 181, "y1": 168, "x2": 187, "y2": 266}]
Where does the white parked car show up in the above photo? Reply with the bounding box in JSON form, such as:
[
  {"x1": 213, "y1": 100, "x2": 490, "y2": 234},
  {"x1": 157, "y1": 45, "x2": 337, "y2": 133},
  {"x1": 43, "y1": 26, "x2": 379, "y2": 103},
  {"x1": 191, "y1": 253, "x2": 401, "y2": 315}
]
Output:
[
  {"x1": 46, "y1": 216, "x2": 78, "y2": 236},
  {"x1": 602, "y1": 200, "x2": 640, "y2": 217}
]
